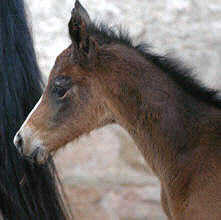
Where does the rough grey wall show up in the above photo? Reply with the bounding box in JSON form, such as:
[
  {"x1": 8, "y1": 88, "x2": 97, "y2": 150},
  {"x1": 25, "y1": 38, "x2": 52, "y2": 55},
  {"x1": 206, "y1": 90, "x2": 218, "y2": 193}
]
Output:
[{"x1": 25, "y1": 0, "x2": 221, "y2": 219}]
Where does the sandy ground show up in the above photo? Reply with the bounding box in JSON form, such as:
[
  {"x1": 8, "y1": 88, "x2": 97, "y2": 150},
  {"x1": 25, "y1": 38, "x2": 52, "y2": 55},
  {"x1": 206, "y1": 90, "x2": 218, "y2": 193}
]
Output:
[{"x1": 24, "y1": 0, "x2": 221, "y2": 219}]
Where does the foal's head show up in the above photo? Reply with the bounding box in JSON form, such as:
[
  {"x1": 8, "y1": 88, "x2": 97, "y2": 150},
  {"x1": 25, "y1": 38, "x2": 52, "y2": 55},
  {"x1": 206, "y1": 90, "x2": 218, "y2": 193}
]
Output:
[{"x1": 14, "y1": 0, "x2": 127, "y2": 163}]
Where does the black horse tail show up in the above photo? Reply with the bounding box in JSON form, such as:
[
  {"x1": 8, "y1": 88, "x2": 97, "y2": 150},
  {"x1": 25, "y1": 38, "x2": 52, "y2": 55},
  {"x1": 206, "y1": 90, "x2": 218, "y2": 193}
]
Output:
[{"x1": 0, "y1": 0, "x2": 70, "y2": 219}]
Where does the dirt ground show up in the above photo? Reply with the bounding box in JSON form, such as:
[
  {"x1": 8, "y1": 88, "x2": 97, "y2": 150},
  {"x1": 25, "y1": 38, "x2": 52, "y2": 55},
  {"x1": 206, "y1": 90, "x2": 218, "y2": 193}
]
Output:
[{"x1": 25, "y1": 0, "x2": 221, "y2": 219}]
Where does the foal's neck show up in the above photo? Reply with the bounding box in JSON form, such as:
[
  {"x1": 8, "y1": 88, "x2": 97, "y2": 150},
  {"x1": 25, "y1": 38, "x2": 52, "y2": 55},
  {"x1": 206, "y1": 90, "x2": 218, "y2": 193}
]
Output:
[{"x1": 101, "y1": 46, "x2": 221, "y2": 212}]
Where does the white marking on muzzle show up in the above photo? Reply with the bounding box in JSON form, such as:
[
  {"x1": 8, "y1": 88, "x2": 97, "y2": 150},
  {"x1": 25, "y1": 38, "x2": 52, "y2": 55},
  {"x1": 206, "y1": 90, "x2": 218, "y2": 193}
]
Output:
[
  {"x1": 14, "y1": 96, "x2": 44, "y2": 153},
  {"x1": 19, "y1": 96, "x2": 43, "y2": 131},
  {"x1": 13, "y1": 96, "x2": 49, "y2": 164}
]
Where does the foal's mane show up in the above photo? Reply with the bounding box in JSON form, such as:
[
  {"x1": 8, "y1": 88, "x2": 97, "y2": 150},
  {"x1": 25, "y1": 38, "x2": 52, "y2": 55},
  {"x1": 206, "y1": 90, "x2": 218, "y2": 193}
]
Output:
[{"x1": 72, "y1": 21, "x2": 221, "y2": 108}]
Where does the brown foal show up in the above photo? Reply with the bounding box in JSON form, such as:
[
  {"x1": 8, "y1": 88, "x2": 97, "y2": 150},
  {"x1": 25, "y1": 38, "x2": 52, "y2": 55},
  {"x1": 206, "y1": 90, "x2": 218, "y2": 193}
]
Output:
[{"x1": 14, "y1": 1, "x2": 221, "y2": 219}]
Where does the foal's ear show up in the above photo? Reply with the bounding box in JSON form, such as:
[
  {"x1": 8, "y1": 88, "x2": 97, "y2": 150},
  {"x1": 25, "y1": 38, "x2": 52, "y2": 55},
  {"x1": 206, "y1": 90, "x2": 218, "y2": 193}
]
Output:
[
  {"x1": 68, "y1": 0, "x2": 91, "y2": 50},
  {"x1": 69, "y1": 1, "x2": 99, "y2": 64},
  {"x1": 72, "y1": 0, "x2": 91, "y2": 25}
]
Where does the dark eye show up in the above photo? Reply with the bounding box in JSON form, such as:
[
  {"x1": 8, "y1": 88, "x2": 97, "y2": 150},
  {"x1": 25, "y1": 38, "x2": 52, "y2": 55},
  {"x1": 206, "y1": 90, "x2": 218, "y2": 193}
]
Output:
[
  {"x1": 52, "y1": 76, "x2": 72, "y2": 98},
  {"x1": 53, "y1": 86, "x2": 68, "y2": 98}
]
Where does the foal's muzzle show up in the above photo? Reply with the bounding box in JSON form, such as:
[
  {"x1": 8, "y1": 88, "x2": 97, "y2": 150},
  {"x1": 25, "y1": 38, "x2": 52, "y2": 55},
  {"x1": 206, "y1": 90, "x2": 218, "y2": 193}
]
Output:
[{"x1": 14, "y1": 132, "x2": 48, "y2": 164}]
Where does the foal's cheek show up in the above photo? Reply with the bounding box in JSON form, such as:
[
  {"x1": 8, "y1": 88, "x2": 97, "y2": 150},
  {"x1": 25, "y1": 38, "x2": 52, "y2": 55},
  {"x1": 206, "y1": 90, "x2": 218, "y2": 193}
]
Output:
[{"x1": 47, "y1": 97, "x2": 73, "y2": 127}]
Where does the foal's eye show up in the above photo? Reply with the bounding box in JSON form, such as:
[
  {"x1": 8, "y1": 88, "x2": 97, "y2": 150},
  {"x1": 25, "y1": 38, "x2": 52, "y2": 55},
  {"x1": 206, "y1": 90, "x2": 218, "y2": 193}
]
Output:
[
  {"x1": 54, "y1": 86, "x2": 68, "y2": 98},
  {"x1": 52, "y1": 76, "x2": 72, "y2": 99}
]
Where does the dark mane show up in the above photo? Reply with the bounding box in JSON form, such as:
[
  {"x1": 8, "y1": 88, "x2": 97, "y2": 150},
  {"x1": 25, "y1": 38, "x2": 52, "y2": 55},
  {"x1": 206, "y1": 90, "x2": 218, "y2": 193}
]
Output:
[
  {"x1": 136, "y1": 46, "x2": 220, "y2": 107},
  {"x1": 75, "y1": 22, "x2": 221, "y2": 108}
]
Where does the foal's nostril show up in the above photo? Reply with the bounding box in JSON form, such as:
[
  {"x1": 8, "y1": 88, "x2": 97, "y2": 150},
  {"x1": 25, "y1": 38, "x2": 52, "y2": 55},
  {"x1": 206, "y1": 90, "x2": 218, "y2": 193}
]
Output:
[{"x1": 14, "y1": 133, "x2": 24, "y2": 154}]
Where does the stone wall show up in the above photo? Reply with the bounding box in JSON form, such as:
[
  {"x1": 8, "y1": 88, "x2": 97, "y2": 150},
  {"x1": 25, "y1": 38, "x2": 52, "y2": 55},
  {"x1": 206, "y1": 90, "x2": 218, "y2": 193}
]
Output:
[{"x1": 25, "y1": 0, "x2": 221, "y2": 219}]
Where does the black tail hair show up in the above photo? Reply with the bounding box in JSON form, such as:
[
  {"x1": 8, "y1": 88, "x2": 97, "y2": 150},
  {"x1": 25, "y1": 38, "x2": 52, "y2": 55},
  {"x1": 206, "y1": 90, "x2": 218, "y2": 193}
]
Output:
[{"x1": 0, "y1": 0, "x2": 69, "y2": 219}]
